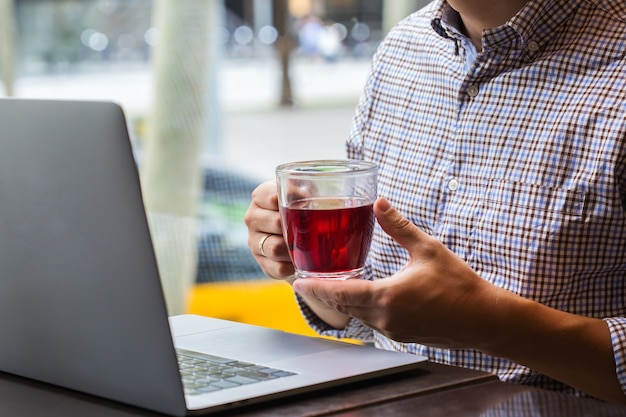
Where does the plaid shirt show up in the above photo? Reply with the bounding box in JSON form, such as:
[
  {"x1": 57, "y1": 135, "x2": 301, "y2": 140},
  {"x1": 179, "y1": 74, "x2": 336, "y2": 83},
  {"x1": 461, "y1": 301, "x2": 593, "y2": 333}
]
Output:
[{"x1": 298, "y1": 0, "x2": 626, "y2": 397}]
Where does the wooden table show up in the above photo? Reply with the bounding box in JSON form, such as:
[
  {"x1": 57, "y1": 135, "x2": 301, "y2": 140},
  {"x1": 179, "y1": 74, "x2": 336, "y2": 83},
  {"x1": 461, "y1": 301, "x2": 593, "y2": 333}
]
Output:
[{"x1": 0, "y1": 362, "x2": 624, "y2": 417}]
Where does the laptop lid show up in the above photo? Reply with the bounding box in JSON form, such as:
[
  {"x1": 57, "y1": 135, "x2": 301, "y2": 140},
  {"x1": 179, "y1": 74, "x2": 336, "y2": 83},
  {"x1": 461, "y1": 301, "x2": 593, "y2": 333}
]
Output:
[
  {"x1": 0, "y1": 98, "x2": 426, "y2": 416},
  {"x1": 0, "y1": 98, "x2": 187, "y2": 416}
]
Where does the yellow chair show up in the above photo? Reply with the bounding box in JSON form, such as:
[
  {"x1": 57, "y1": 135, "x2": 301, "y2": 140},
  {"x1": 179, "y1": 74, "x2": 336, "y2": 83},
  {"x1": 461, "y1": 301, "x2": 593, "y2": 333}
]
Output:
[
  {"x1": 187, "y1": 280, "x2": 312, "y2": 334},
  {"x1": 187, "y1": 279, "x2": 360, "y2": 343}
]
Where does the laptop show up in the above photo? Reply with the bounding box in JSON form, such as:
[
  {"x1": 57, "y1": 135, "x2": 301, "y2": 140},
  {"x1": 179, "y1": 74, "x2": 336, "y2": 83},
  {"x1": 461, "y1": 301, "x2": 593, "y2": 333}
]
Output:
[{"x1": 0, "y1": 98, "x2": 427, "y2": 416}]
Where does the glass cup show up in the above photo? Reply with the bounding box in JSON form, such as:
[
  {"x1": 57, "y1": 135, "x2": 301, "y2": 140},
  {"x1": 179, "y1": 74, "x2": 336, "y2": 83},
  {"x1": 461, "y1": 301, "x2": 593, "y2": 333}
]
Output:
[{"x1": 276, "y1": 159, "x2": 378, "y2": 280}]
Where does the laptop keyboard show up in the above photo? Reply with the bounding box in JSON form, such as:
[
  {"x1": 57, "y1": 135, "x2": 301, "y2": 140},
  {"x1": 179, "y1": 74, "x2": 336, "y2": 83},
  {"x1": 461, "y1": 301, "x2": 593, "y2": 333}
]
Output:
[{"x1": 176, "y1": 348, "x2": 297, "y2": 396}]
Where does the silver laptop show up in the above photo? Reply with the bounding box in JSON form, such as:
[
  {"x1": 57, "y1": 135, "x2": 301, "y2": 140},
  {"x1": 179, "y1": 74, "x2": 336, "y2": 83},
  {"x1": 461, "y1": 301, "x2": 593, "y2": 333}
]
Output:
[{"x1": 0, "y1": 98, "x2": 427, "y2": 416}]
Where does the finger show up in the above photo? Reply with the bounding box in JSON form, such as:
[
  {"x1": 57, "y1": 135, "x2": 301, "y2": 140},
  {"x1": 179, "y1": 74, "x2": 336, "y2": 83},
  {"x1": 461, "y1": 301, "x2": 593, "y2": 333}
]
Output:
[
  {"x1": 255, "y1": 256, "x2": 295, "y2": 280},
  {"x1": 251, "y1": 181, "x2": 279, "y2": 210},
  {"x1": 245, "y1": 182, "x2": 283, "y2": 235},
  {"x1": 292, "y1": 278, "x2": 375, "y2": 309},
  {"x1": 251, "y1": 233, "x2": 294, "y2": 278},
  {"x1": 292, "y1": 279, "x2": 387, "y2": 328},
  {"x1": 251, "y1": 233, "x2": 291, "y2": 261},
  {"x1": 374, "y1": 197, "x2": 434, "y2": 259},
  {"x1": 245, "y1": 206, "x2": 283, "y2": 236}
]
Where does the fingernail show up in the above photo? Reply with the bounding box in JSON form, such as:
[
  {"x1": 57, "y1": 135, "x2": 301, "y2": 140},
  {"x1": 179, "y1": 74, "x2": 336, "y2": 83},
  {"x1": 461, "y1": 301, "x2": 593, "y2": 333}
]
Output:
[{"x1": 376, "y1": 197, "x2": 391, "y2": 212}]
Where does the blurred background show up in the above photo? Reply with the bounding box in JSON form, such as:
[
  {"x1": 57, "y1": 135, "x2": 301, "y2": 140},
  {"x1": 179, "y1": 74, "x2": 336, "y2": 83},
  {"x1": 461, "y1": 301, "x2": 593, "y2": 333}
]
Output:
[{"x1": 0, "y1": 0, "x2": 428, "y2": 336}]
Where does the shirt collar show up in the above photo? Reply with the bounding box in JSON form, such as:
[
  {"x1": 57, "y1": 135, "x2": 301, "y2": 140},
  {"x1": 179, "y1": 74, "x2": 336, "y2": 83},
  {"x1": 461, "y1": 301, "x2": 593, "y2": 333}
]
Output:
[
  {"x1": 438, "y1": 5, "x2": 479, "y2": 70},
  {"x1": 430, "y1": 1, "x2": 460, "y2": 41},
  {"x1": 431, "y1": 0, "x2": 581, "y2": 55}
]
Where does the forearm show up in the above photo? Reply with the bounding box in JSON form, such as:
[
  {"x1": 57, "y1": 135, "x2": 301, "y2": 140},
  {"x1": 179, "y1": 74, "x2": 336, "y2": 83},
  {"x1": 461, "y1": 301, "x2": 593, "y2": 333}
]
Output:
[{"x1": 479, "y1": 288, "x2": 626, "y2": 404}]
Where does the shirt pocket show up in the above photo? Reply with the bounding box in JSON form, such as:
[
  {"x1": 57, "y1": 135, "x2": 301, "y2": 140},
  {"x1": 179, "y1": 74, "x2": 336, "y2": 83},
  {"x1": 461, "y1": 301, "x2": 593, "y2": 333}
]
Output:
[{"x1": 472, "y1": 179, "x2": 585, "y2": 284}]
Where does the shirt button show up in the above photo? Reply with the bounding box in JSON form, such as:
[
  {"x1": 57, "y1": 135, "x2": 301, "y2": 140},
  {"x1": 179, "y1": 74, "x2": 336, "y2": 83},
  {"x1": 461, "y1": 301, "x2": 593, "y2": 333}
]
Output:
[
  {"x1": 448, "y1": 179, "x2": 459, "y2": 191},
  {"x1": 527, "y1": 40, "x2": 540, "y2": 53},
  {"x1": 466, "y1": 84, "x2": 479, "y2": 98}
]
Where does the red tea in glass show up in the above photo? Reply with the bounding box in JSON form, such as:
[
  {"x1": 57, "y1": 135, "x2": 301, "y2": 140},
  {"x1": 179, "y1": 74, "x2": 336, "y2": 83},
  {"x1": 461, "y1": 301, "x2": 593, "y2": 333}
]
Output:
[
  {"x1": 276, "y1": 160, "x2": 377, "y2": 280},
  {"x1": 281, "y1": 197, "x2": 374, "y2": 279}
]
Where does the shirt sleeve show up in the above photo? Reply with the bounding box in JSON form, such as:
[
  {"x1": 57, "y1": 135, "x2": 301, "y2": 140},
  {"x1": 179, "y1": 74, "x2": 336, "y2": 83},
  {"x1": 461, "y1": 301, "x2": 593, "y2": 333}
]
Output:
[
  {"x1": 294, "y1": 292, "x2": 374, "y2": 342},
  {"x1": 345, "y1": 81, "x2": 370, "y2": 161},
  {"x1": 345, "y1": 37, "x2": 390, "y2": 162},
  {"x1": 604, "y1": 317, "x2": 626, "y2": 394}
]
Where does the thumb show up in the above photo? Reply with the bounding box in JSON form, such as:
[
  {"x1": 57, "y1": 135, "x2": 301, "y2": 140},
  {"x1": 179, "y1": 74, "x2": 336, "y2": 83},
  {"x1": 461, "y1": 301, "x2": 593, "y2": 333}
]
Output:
[{"x1": 374, "y1": 198, "x2": 429, "y2": 258}]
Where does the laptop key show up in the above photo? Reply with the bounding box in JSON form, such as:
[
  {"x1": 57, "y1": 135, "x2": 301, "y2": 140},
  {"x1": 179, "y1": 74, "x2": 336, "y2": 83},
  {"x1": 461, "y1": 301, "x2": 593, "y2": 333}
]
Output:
[
  {"x1": 196, "y1": 385, "x2": 221, "y2": 394},
  {"x1": 210, "y1": 380, "x2": 240, "y2": 389},
  {"x1": 225, "y1": 375, "x2": 260, "y2": 386},
  {"x1": 239, "y1": 370, "x2": 279, "y2": 380}
]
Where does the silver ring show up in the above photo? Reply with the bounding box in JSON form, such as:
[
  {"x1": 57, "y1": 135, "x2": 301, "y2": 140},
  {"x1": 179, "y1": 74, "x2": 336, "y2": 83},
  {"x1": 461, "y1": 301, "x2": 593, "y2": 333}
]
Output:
[{"x1": 258, "y1": 233, "x2": 272, "y2": 257}]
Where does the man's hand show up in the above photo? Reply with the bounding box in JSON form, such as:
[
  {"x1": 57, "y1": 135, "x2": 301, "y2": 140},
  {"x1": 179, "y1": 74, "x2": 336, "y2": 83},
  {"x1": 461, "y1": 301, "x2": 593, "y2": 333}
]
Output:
[
  {"x1": 244, "y1": 180, "x2": 295, "y2": 280},
  {"x1": 292, "y1": 197, "x2": 499, "y2": 349}
]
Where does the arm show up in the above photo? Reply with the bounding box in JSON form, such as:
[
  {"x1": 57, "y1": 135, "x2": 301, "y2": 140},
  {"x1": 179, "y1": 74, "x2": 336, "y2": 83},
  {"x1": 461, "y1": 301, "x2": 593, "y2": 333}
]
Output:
[
  {"x1": 481, "y1": 281, "x2": 624, "y2": 403},
  {"x1": 292, "y1": 197, "x2": 626, "y2": 404}
]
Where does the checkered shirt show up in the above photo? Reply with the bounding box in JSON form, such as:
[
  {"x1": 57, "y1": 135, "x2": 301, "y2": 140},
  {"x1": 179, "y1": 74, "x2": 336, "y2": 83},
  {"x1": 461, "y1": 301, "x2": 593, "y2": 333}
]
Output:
[{"x1": 296, "y1": 0, "x2": 626, "y2": 398}]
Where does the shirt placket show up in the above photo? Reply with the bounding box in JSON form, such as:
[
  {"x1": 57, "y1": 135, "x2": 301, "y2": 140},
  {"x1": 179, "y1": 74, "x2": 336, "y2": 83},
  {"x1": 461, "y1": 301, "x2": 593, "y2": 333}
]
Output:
[{"x1": 439, "y1": 31, "x2": 520, "y2": 259}]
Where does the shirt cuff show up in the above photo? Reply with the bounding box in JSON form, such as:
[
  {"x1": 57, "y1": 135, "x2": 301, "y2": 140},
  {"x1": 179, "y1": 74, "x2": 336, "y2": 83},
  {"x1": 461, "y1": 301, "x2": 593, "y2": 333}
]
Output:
[
  {"x1": 294, "y1": 292, "x2": 374, "y2": 342},
  {"x1": 604, "y1": 317, "x2": 626, "y2": 394}
]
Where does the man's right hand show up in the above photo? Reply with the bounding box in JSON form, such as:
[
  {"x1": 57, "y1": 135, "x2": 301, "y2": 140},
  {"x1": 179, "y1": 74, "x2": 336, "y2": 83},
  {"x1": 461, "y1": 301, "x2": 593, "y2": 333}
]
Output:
[{"x1": 244, "y1": 180, "x2": 295, "y2": 281}]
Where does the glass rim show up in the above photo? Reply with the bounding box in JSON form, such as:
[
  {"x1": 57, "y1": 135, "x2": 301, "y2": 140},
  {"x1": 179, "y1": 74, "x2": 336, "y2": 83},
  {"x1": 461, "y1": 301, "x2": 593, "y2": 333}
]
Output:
[{"x1": 276, "y1": 159, "x2": 377, "y2": 176}]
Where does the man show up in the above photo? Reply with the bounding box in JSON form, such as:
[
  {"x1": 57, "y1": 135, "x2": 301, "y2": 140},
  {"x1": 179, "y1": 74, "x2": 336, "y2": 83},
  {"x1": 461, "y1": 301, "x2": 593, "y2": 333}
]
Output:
[{"x1": 244, "y1": 0, "x2": 626, "y2": 403}]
